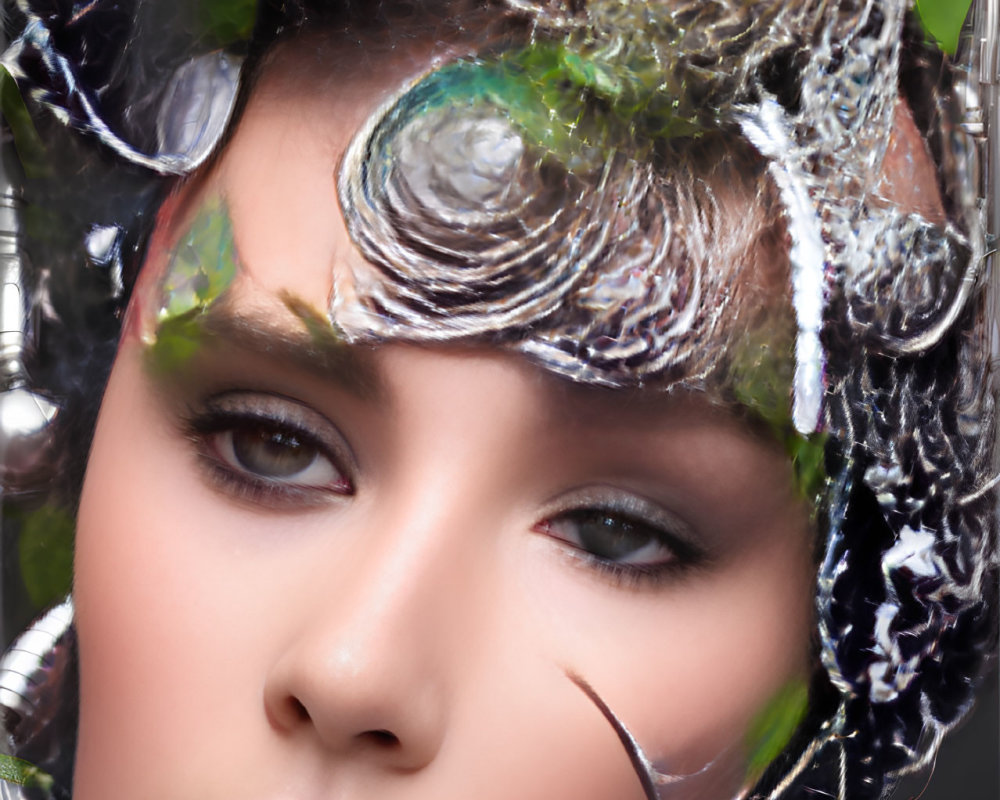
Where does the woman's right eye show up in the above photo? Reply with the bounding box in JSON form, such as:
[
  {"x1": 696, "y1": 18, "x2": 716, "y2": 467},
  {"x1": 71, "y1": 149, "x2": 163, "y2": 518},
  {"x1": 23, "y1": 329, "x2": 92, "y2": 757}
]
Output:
[
  {"x1": 186, "y1": 392, "x2": 354, "y2": 507},
  {"x1": 214, "y1": 424, "x2": 349, "y2": 488}
]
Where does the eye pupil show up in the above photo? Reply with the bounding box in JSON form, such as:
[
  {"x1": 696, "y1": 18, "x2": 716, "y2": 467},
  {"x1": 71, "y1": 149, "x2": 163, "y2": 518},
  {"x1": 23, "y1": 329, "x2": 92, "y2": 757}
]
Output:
[
  {"x1": 575, "y1": 512, "x2": 651, "y2": 561},
  {"x1": 232, "y1": 427, "x2": 316, "y2": 477}
]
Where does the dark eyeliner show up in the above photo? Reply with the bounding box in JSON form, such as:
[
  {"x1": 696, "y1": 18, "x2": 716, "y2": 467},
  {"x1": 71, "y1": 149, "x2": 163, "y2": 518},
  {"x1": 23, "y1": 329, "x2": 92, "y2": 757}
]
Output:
[
  {"x1": 180, "y1": 391, "x2": 354, "y2": 508},
  {"x1": 537, "y1": 489, "x2": 709, "y2": 588}
]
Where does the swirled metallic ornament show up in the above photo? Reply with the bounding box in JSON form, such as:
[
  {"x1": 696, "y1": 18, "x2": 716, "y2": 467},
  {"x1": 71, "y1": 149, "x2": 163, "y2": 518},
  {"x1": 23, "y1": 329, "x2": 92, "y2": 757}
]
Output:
[
  {"x1": 336, "y1": 0, "x2": 983, "y2": 434},
  {"x1": 338, "y1": 79, "x2": 743, "y2": 385}
]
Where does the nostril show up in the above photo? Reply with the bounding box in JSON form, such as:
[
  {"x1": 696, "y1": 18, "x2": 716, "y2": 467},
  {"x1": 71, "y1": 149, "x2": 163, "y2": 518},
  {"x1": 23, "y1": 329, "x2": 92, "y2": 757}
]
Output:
[
  {"x1": 289, "y1": 697, "x2": 310, "y2": 722},
  {"x1": 362, "y1": 729, "x2": 401, "y2": 747},
  {"x1": 265, "y1": 693, "x2": 314, "y2": 734}
]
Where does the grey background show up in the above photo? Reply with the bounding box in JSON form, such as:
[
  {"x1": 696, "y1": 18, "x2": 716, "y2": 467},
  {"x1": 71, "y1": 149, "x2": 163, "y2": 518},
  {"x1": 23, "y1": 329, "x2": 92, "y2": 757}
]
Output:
[{"x1": 895, "y1": 667, "x2": 999, "y2": 800}]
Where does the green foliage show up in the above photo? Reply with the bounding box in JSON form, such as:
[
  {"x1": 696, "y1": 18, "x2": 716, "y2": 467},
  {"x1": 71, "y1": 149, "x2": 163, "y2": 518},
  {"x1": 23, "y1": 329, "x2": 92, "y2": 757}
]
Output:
[
  {"x1": 916, "y1": 0, "x2": 973, "y2": 54},
  {"x1": 0, "y1": 68, "x2": 49, "y2": 179},
  {"x1": 149, "y1": 197, "x2": 238, "y2": 374},
  {"x1": 417, "y1": 35, "x2": 703, "y2": 173},
  {"x1": 281, "y1": 291, "x2": 345, "y2": 350},
  {"x1": 788, "y1": 432, "x2": 828, "y2": 505},
  {"x1": 18, "y1": 505, "x2": 74, "y2": 609},
  {"x1": 728, "y1": 334, "x2": 828, "y2": 505},
  {"x1": 0, "y1": 754, "x2": 54, "y2": 791},
  {"x1": 197, "y1": 0, "x2": 257, "y2": 49},
  {"x1": 744, "y1": 678, "x2": 809, "y2": 784},
  {"x1": 158, "y1": 197, "x2": 238, "y2": 320},
  {"x1": 147, "y1": 309, "x2": 207, "y2": 377}
]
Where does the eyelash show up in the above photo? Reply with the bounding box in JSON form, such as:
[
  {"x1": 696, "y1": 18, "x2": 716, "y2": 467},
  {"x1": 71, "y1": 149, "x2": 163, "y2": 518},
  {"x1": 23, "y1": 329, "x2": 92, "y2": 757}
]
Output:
[
  {"x1": 534, "y1": 494, "x2": 705, "y2": 589},
  {"x1": 183, "y1": 393, "x2": 353, "y2": 509}
]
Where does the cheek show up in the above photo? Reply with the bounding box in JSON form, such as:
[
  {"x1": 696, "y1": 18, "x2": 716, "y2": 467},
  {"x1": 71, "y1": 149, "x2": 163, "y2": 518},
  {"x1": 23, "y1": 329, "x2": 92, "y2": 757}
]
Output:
[
  {"x1": 72, "y1": 351, "x2": 273, "y2": 796},
  {"x1": 518, "y1": 525, "x2": 814, "y2": 783}
]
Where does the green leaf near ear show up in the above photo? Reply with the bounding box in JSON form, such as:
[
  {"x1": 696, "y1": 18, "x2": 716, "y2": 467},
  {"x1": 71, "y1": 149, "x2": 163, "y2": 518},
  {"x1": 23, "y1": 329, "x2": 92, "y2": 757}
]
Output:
[
  {"x1": 0, "y1": 754, "x2": 54, "y2": 791},
  {"x1": 744, "y1": 678, "x2": 809, "y2": 784},
  {"x1": 0, "y1": 68, "x2": 49, "y2": 179},
  {"x1": 18, "y1": 505, "x2": 74, "y2": 610},
  {"x1": 916, "y1": 0, "x2": 973, "y2": 55}
]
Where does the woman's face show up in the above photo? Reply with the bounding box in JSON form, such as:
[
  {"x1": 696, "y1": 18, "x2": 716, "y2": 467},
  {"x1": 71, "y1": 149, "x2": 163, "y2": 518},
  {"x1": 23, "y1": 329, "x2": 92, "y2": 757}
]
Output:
[{"x1": 72, "y1": 36, "x2": 815, "y2": 800}]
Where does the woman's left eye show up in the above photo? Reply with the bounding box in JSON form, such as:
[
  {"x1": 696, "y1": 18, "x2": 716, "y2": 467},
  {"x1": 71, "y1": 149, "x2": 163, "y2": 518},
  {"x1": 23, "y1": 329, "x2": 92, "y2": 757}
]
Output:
[
  {"x1": 542, "y1": 510, "x2": 678, "y2": 567},
  {"x1": 534, "y1": 491, "x2": 703, "y2": 584}
]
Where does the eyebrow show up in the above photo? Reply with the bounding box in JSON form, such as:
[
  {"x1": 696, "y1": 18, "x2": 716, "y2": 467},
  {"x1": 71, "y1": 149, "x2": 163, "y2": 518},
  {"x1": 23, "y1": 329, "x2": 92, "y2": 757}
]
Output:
[{"x1": 193, "y1": 300, "x2": 383, "y2": 401}]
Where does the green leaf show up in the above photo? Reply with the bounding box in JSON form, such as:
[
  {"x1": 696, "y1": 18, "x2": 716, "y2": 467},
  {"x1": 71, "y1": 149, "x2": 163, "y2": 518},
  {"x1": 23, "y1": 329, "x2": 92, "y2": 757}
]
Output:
[
  {"x1": 159, "y1": 196, "x2": 238, "y2": 320},
  {"x1": 789, "y1": 432, "x2": 828, "y2": 504},
  {"x1": 0, "y1": 68, "x2": 49, "y2": 179},
  {"x1": 147, "y1": 310, "x2": 207, "y2": 377},
  {"x1": 0, "y1": 754, "x2": 54, "y2": 791},
  {"x1": 18, "y1": 505, "x2": 74, "y2": 610},
  {"x1": 744, "y1": 679, "x2": 809, "y2": 784},
  {"x1": 281, "y1": 291, "x2": 344, "y2": 350},
  {"x1": 916, "y1": 0, "x2": 973, "y2": 55},
  {"x1": 197, "y1": 0, "x2": 257, "y2": 49}
]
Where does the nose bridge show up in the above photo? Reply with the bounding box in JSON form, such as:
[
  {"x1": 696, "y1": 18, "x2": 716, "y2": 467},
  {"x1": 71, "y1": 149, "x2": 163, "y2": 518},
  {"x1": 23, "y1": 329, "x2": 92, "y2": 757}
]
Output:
[
  {"x1": 265, "y1": 464, "x2": 495, "y2": 768},
  {"x1": 331, "y1": 483, "x2": 482, "y2": 664}
]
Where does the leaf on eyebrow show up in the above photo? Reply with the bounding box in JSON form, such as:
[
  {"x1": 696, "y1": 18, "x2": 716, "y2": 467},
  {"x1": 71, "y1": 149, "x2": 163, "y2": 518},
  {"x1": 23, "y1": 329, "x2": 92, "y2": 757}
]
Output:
[
  {"x1": 280, "y1": 291, "x2": 345, "y2": 350},
  {"x1": 0, "y1": 754, "x2": 55, "y2": 791},
  {"x1": 147, "y1": 308, "x2": 207, "y2": 377},
  {"x1": 158, "y1": 195, "x2": 238, "y2": 321},
  {"x1": 743, "y1": 678, "x2": 809, "y2": 785},
  {"x1": 280, "y1": 291, "x2": 378, "y2": 396}
]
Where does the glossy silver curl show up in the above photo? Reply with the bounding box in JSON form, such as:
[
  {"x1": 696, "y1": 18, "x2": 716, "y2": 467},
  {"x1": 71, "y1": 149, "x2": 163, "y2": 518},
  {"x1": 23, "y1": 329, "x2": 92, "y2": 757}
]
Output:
[
  {"x1": 337, "y1": 96, "x2": 620, "y2": 338},
  {"x1": 337, "y1": 76, "x2": 741, "y2": 387}
]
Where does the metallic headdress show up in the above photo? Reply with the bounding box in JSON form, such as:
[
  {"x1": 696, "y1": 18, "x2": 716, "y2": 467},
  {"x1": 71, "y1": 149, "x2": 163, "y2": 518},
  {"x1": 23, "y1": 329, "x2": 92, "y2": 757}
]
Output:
[{"x1": 0, "y1": 1, "x2": 995, "y2": 799}]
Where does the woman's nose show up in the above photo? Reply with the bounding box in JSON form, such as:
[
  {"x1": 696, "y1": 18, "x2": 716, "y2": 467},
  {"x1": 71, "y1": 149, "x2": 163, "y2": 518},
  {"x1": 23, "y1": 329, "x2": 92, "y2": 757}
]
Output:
[
  {"x1": 262, "y1": 510, "x2": 478, "y2": 772},
  {"x1": 265, "y1": 631, "x2": 448, "y2": 772}
]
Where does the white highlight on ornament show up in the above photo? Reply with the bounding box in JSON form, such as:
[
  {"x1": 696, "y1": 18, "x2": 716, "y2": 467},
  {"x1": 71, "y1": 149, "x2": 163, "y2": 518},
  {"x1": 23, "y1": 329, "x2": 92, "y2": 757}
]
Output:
[{"x1": 737, "y1": 99, "x2": 827, "y2": 435}]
